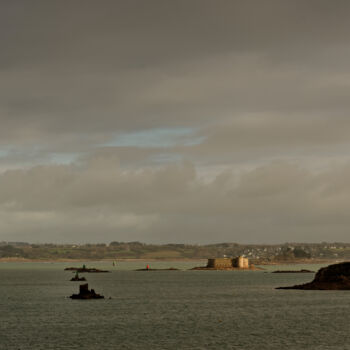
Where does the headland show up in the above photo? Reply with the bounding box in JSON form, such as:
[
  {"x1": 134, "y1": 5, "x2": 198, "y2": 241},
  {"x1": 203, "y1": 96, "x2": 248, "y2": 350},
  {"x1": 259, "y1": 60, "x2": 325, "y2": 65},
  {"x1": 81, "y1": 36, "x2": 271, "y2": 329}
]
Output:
[{"x1": 277, "y1": 262, "x2": 350, "y2": 290}]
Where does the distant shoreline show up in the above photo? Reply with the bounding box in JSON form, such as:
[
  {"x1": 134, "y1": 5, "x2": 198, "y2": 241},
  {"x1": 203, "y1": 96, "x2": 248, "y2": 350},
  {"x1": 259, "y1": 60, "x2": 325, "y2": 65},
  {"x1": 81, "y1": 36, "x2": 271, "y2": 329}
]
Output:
[
  {"x1": 0, "y1": 257, "x2": 343, "y2": 265},
  {"x1": 0, "y1": 257, "x2": 207, "y2": 263}
]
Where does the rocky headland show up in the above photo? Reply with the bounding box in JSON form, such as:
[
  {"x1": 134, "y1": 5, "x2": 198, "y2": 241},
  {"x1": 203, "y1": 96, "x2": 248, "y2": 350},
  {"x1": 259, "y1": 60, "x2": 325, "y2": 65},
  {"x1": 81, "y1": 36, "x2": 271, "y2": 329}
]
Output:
[{"x1": 277, "y1": 262, "x2": 350, "y2": 290}]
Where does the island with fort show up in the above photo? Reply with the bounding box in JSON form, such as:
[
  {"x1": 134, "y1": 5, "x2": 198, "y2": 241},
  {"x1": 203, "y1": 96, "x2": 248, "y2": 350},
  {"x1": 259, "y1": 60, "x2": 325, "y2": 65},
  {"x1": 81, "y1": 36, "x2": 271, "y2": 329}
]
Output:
[{"x1": 191, "y1": 256, "x2": 261, "y2": 270}]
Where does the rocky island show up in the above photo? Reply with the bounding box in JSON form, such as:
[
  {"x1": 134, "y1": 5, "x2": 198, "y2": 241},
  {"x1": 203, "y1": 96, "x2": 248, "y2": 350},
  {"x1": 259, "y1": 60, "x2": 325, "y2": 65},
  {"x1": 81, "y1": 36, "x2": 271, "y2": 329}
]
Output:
[
  {"x1": 70, "y1": 272, "x2": 86, "y2": 281},
  {"x1": 277, "y1": 262, "x2": 350, "y2": 290},
  {"x1": 191, "y1": 257, "x2": 262, "y2": 271},
  {"x1": 65, "y1": 265, "x2": 109, "y2": 273},
  {"x1": 70, "y1": 283, "x2": 104, "y2": 299}
]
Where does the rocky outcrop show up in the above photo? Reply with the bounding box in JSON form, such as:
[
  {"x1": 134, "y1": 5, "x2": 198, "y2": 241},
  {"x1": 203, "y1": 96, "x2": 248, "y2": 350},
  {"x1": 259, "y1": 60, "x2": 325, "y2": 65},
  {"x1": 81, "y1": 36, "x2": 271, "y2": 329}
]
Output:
[
  {"x1": 70, "y1": 272, "x2": 86, "y2": 281},
  {"x1": 70, "y1": 276, "x2": 86, "y2": 281},
  {"x1": 70, "y1": 283, "x2": 104, "y2": 299},
  {"x1": 65, "y1": 267, "x2": 109, "y2": 273},
  {"x1": 277, "y1": 262, "x2": 350, "y2": 290}
]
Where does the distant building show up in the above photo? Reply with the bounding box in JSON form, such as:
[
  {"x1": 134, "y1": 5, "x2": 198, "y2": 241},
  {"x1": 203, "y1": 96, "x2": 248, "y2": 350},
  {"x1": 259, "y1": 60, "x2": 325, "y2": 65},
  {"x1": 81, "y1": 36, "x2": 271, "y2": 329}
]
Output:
[
  {"x1": 233, "y1": 256, "x2": 249, "y2": 269},
  {"x1": 207, "y1": 256, "x2": 249, "y2": 269}
]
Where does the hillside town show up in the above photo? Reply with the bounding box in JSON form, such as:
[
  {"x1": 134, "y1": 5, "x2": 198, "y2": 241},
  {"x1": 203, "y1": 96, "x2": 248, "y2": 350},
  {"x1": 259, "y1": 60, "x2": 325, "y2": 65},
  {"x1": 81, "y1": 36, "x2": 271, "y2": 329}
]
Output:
[{"x1": 1, "y1": 241, "x2": 350, "y2": 263}]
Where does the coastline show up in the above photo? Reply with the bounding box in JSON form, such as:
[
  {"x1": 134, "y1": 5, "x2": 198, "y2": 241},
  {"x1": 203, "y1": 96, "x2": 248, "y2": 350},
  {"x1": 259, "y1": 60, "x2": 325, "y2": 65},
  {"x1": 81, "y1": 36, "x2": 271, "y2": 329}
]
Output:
[
  {"x1": 0, "y1": 257, "x2": 207, "y2": 263},
  {"x1": 0, "y1": 257, "x2": 343, "y2": 265}
]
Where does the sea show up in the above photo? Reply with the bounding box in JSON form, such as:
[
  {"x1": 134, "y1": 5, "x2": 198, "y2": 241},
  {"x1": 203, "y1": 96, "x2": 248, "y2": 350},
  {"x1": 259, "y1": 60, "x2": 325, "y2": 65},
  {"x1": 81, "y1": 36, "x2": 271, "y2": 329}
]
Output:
[{"x1": 0, "y1": 261, "x2": 349, "y2": 350}]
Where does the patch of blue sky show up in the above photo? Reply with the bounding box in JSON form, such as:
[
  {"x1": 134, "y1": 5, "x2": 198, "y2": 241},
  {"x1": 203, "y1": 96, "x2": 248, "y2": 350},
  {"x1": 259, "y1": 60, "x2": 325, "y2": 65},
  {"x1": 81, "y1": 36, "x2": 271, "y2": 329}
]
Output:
[
  {"x1": 102, "y1": 127, "x2": 204, "y2": 148},
  {"x1": 0, "y1": 147, "x2": 78, "y2": 167},
  {"x1": 0, "y1": 149, "x2": 9, "y2": 158},
  {"x1": 49, "y1": 153, "x2": 79, "y2": 164}
]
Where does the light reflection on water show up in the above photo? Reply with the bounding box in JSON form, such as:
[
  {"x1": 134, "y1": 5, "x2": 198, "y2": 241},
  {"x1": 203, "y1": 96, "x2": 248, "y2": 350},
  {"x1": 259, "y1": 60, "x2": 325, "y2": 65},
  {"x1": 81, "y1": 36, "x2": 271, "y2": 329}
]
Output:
[{"x1": 0, "y1": 262, "x2": 349, "y2": 350}]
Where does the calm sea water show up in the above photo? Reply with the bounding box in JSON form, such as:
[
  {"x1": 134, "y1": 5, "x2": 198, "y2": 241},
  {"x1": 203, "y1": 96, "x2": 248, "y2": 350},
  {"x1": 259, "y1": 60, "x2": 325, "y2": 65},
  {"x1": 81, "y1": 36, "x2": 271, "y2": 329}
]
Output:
[{"x1": 0, "y1": 261, "x2": 349, "y2": 350}]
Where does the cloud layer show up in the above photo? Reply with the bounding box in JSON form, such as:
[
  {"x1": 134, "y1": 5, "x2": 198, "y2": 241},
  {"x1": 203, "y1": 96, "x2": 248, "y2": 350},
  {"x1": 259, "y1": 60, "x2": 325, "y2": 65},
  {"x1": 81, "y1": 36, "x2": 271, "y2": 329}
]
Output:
[
  {"x1": 1, "y1": 1, "x2": 350, "y2": 242},
  {"x1": 1, "y1": 155, "x2": 350, "y2": 243}
]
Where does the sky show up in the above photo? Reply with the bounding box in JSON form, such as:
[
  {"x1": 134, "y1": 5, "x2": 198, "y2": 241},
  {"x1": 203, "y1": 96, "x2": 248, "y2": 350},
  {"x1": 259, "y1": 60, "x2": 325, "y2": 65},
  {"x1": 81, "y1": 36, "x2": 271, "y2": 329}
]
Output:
[{"x1": 1, "y1": 1, "x2": 350, "y2": 244}]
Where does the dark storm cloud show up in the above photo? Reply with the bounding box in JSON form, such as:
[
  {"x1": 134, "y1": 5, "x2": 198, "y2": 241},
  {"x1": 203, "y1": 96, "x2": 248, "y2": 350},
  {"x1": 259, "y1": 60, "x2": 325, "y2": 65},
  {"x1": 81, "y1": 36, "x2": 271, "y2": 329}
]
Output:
[{"x1": 1, "y1": 0, "x2": 350, "y2": 140}]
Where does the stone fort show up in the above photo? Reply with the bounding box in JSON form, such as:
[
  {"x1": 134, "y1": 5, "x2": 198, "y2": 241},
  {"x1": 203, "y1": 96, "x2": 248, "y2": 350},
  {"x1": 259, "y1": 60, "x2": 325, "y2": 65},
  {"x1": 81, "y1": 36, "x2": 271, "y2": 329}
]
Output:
[{"x1": 206, "y1": 256, "x2": 249, "y2": 269}]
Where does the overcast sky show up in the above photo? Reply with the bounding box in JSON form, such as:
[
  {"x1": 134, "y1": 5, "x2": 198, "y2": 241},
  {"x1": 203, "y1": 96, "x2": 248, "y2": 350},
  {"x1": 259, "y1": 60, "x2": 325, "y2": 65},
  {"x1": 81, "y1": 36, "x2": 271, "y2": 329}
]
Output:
[{"x1": 1, "y1": 1, "x2": 350, "y2": 244}]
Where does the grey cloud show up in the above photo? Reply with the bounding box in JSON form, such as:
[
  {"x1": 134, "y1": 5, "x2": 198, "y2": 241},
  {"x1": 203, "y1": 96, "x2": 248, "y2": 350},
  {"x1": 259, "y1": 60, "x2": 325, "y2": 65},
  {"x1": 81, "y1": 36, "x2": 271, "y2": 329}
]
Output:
[
  {"x1": 186, "y1": 114, "x2": 350, "y2": 154},
  {"x1": 1, "y1": 156, "x2": 350, "y2": 243},
  {"x1": 2, "y1": 1, "x2": 350, "y2": 243},
  {"x1": 1, "y1": 1, "x2": 350, "y2": 144}
]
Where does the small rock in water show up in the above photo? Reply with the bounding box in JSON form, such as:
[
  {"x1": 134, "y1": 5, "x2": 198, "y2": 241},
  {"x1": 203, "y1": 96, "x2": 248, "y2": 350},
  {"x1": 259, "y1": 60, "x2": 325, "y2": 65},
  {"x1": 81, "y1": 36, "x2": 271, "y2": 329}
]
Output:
[{"x1": 70, "y1": 283, "x2": 104, "y2": 299}]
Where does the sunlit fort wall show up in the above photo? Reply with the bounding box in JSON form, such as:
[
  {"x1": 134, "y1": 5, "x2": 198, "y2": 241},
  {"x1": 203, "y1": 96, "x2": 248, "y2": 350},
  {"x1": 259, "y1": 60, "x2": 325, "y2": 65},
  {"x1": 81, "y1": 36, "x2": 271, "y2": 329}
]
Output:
[{"x1": 206, "y1": 256, "x2": 249, "y2": 269}]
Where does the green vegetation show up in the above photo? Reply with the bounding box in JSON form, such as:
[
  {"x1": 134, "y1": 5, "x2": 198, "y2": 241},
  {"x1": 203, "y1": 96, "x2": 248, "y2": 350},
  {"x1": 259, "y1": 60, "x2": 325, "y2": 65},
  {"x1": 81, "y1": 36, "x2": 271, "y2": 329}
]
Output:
[{"x1": 1, "y1": 241, "x2": 350, "y2": 262}]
